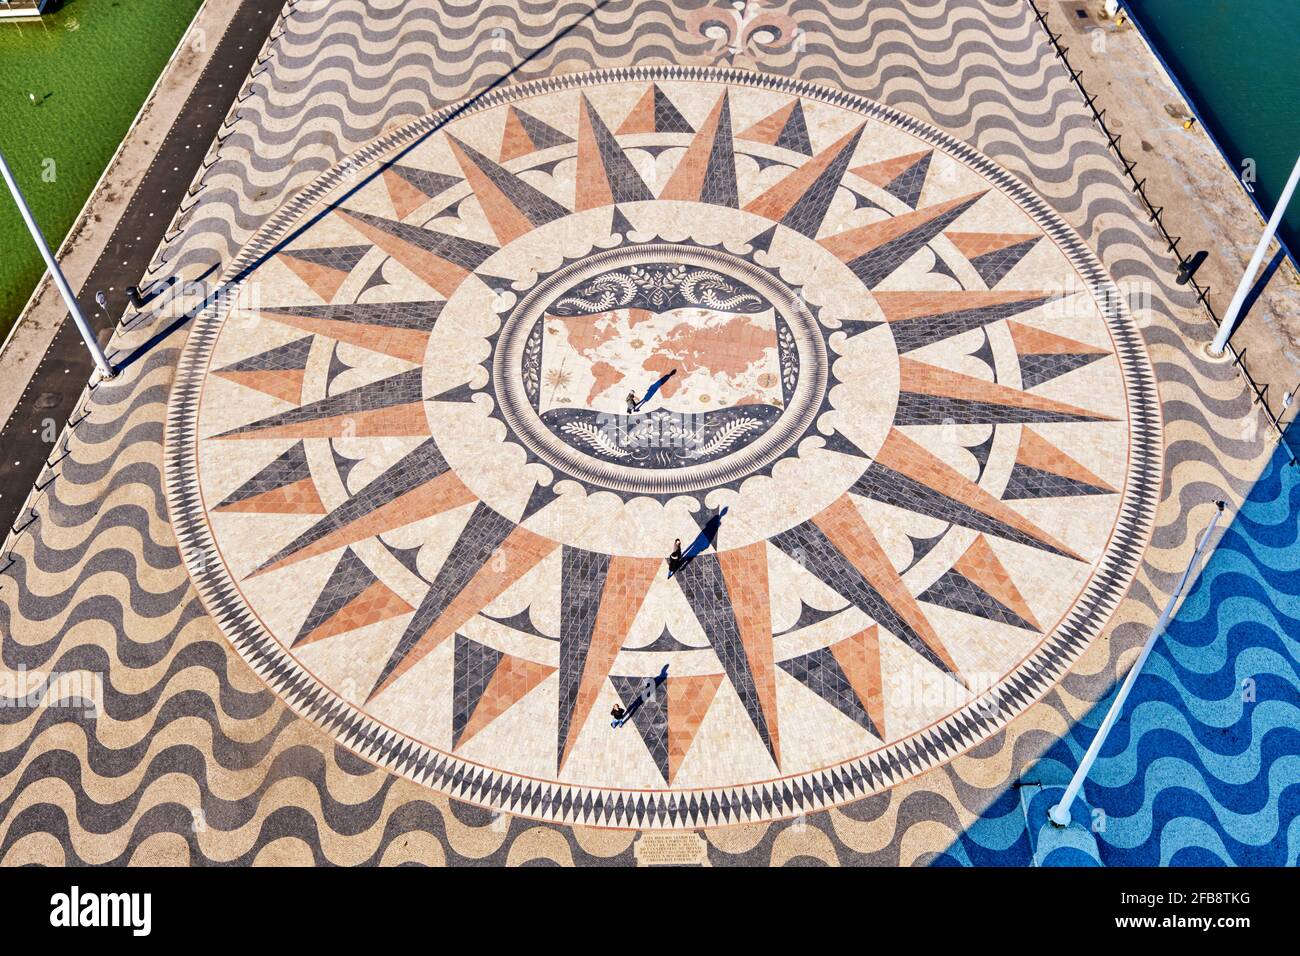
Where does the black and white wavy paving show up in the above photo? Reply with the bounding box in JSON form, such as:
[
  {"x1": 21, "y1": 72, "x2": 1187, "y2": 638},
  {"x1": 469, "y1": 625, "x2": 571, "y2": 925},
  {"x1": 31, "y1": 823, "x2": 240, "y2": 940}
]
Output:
[{"x1": 0, "y1": 0, "x2": 1269, "y2": 865}]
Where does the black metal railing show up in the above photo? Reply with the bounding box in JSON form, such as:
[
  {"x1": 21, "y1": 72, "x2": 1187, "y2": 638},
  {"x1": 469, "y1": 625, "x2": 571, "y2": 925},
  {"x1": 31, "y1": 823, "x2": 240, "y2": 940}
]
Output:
[{"x1": 1026, "y1": 0, "x2": 1296, "y2": 465}]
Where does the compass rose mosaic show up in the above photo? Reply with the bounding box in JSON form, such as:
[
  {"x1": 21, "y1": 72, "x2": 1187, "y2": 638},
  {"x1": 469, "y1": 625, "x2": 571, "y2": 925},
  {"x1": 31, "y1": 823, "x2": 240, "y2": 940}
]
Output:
[{"x1": 166, "y1": 68, "x2": 1162, "y2": 829}]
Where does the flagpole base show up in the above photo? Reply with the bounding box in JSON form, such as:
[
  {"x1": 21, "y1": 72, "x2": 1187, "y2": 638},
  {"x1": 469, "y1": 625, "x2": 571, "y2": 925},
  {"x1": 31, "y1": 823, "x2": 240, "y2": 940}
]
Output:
[{"x1": 1048, "y1": 802, "x2": 1073, "y2": 828}]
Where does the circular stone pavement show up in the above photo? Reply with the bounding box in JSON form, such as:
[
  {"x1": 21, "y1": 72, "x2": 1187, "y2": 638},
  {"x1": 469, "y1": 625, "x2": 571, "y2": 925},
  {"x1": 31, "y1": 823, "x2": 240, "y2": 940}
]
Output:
[{"x1": 166, "y1": 67, "x2": 1161, "y2": 829}]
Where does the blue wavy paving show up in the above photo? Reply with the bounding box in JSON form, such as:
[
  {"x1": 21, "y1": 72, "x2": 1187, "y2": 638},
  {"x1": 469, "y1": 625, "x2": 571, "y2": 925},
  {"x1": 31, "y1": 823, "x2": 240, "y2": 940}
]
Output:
[{"x1": 939, "y1": 427, "x2": 1300, "y2": 866}]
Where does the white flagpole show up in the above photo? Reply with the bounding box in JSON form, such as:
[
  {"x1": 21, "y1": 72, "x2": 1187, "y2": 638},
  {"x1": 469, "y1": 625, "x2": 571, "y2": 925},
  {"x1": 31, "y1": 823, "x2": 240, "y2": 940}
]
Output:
[
  {"x1": 0, "y1": 146, "x2": 114, "y2": 379},
  {"x1": 1049, "y1": 501, "x2": 1226, "y2": 827},
  {"x1": 1209, "y1": 154, "x2": 1300, "y2": 357}
]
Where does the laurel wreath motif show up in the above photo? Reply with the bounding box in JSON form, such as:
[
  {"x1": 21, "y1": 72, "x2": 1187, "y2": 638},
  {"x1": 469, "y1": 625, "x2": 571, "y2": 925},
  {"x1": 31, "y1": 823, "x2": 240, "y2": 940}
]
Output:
[
  {"x1": 559, "y1": 420, "x2": 632, "y2": 458},
  {"x1": 682, "y1": 417, "x2": 763, "y2": 458}
]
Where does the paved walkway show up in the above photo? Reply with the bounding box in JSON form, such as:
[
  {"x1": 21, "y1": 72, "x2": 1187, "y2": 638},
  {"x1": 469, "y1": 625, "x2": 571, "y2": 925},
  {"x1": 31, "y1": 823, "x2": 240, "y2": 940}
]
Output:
[
  {"x1": 1041, "y1": 0, "x2": 1300, "y2": 441},
  {"x1": 0, "y1": 0, "x2": 284, "y2": 532},
  {"x1": 940, "y1": 425, "x2": 1299, "y2": 866},
  {"x1": 0, "y1": 0, "x2": 1276, "y2": 865}
]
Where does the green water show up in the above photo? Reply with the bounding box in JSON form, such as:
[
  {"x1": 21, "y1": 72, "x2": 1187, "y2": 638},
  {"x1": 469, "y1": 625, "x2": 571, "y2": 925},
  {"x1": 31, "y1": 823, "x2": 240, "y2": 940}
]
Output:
[
  {"x1": 1125, "y1": 0, "x2": 1300, "y2": 258},
  {"x1": 0, "y1": 0, "x2": 204, "y2": 341}
]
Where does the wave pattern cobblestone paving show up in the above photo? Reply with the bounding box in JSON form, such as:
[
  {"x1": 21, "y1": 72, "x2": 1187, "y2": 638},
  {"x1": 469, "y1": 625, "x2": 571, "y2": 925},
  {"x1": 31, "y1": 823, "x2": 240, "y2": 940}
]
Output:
[
  {"x1": 0, "y1": 0, "x2": 1274, "y2": 863},
  {"x1": 939, "y1": 426, "x2": 1300, "y2": 867}
]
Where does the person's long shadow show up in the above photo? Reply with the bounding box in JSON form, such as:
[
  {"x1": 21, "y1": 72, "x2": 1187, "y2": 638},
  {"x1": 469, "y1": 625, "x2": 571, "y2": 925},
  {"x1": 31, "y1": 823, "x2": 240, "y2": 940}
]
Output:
[
  {"x1": 634, "y1": 369, "x2": 676, "y2": 410},
  {"x1": 667, "y1": 506, "x2": 727, "y2": 579},
  {"x1": 107, "y1": 0, "x2": 618, "y2": 373},
  {"x1": 611, "y1": 664, "x2": 670, "y2": 728}
]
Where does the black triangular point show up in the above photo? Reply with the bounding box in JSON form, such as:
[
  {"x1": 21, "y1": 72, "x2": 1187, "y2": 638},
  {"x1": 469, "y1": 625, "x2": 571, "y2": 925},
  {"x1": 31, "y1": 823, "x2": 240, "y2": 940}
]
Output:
[
  {"x1": 651, "y1": 86, "x2": 694, "y2": 134},
  {"x1": 814, "y1": 429, "x2": 870, "y2": 459},
  {"x1": 427, "y1": 380, "x2": 481, "y2": 404},
  {"x1": 852, "y1": 191, "x2": 889, "y2": 213},
  {"x1": 477, "y1": 273, "x2": 515, "y2": 296},
  {"x1": 387, "y1": 165, "x2": 461, "y2": 202},
  {"x1": 776, "y1": 102, "x2": 812, "y2": 156},
  {"x1": 521, "y1": 480, "x2": 559, "y2": 521},
  {"x1": 749, "y1": 224, "x2": 778, "y2": 254},
  {"x1": 513, "y1": 108, "x2": 574, "y2": 152},
  {"x1": 611, "y1": 207, "x2": 634, "y2": 237},
  {"x1": 828, "y1": 317, "x2": 883, "y2": 337}
]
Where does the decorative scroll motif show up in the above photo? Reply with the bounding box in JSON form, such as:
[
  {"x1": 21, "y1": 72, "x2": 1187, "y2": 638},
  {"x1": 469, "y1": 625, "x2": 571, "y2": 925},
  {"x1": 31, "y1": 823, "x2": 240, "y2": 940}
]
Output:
[
  {"x1": 546, "y1": 405, "x2": 781, "y2": 467},
  {"x1": 549, "y1": 264, "x2": 767, "y2": 315}
]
